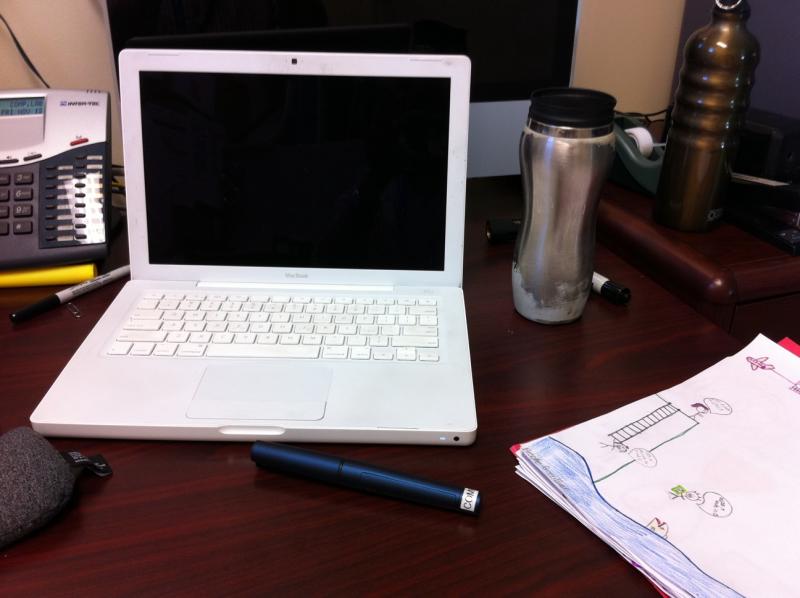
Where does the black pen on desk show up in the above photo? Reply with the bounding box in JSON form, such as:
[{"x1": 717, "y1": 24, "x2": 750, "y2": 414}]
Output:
[
  {"x1": 9, "y1": 265, "x2": 131, "y2": 324},
  {"x1": 485, "y1": 218, "x2": 631, "y2": 305},
  {"x1": 251, "y1": 442, "x2": 482, "y2": 516}
]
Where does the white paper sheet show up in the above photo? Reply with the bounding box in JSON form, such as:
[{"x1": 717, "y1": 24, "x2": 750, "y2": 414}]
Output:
[{"x1": 514, "y1": 335, "x2": 800, "y2": 597}]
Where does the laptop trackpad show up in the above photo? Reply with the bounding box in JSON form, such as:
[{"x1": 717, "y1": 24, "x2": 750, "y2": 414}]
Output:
[{"x1": 187, "y1": 364, "x2": 330, "y2": 421}]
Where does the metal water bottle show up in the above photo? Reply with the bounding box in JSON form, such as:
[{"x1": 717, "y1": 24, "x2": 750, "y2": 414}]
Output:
[
  {"x1": 654, "y1": 0, "x2": 759, "y2": 231},
  {"x1": 513, "y1": 88, "x2": 616, "y2": 324}
]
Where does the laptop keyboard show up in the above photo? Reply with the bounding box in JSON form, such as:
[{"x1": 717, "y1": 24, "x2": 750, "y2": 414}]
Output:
[{"x1": 107, "y1": 291, "x2": 440, "y2": 363}]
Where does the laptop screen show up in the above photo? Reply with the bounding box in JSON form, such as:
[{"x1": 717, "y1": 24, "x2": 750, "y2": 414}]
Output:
[{"x1": 138, "y1": 71, "x2": 451, "y2": 271}]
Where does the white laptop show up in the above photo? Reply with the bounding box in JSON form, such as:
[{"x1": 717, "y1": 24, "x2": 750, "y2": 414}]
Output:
[{"x1": 30, "y1": 49, "x2": 477, "y2": 445}]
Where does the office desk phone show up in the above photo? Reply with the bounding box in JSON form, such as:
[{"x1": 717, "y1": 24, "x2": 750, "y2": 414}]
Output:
[{"x1": 0, "y1": 89, "x2": 110, "y2": 270}]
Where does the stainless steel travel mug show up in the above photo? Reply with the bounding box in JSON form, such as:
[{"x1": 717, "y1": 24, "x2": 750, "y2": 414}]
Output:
[{"x1": 513, "y1": 88, "x2": 616, "y2": 324}]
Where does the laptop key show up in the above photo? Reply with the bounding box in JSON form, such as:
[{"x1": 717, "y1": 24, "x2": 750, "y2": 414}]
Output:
[
  {"x1": 369, "y1": 335, "x2": 389, "y2": 347},
  {"x1": 324, "y1": 334, "x2": 345, "y2": 346},
  {"x1": 302, "y1": 334, "x2": 322, "y2": 345},
  {"x1": 117, "y1": 330, "x2": 168, "y2": 343},
  {"x1": 130, "y1": 342, "x2": 155, "y2": 356},
  {"x1": 350, "y1": 346, "x2": 371, "y2": 360},
  {"x1": 177, "y1": 343, "x2": 207, "y2": 357},
  {"x1": 137, "y1": 298, "x2": 160, "y2": 309},
  {"x1": 380, "y1": 324, "x2": 400, "y2": 336},
  {"x1": 372, "y1": 348, "x2": 394, "y2": 360},
  {"x1": 153, "y1": 343, "x2": 178, "y2": 356},
  {"x1": 158, "y1": 299, "x2": 180, "y2": 310},
  {"x1": 402, "y1": 326, "x2": 438, "y2": 337},
  {"x1": 391, "y1": 336, "x2": 438, "y2": 348},
  {"x1": 166, "y1": 331, "x2": 190, "y2": 343},
  {"x1": 418, "y1": 349, "x2": 440, "y2": 362},
  {"x1": 107, "y1": 341, "x2": 132, "y2": 355},
  {"x1": 130, "y1": 309, "x2": 163, "y2": 320},
  {"x1": 206, "y1": 344, "x2": 320, "y2": 359},
  {"x1": 123, "y1": 320, "x2": 163, "y2": 331},
  {"x1": 396, "y1": 347, "x2": 417, "y2": 361},
  {"x1": 322, "y1": 346, "x2": 348, "y2": 359}
]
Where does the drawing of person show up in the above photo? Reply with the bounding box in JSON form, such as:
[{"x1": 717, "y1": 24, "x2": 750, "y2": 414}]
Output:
[
  {"x1": 599, "y1": 439, "x2": 657, "y2": 467},
  {"x1": 670, "y1": 486, "x2": 733, "y2": 518},
  {"x1": 689, "y1": 403, "x2": 710, "y2": 420},
  {"x1": 600, "y1": 439, "x2": 629, "y2": 454},
  {"x1": 689, "y1": 398, "x2": 733, "y2": 421}
]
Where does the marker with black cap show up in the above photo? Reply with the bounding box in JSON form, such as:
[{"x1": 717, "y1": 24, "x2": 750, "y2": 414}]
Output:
[{"x1": 592, "y1": 272, "x2": 631, "y2": 305}]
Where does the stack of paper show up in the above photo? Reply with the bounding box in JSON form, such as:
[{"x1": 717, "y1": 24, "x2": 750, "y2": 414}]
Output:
[{"x1": 514, "y1": 335, "x2": 800, "y2": 597}]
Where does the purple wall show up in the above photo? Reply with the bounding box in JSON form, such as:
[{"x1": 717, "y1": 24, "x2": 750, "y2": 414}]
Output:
[{"x1": 675, "y1": 0, "x2": 800, "y2": 118}]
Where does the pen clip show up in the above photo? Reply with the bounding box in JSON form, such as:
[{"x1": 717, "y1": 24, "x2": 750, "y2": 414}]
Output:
[{"x1": 66, "y1": 302, "x2": 81, "y2": 319}]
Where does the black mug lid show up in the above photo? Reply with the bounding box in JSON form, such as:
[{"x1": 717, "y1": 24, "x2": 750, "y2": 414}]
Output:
[{"x1": 528, "y1": 87, "x2": 617, "y2": 128}]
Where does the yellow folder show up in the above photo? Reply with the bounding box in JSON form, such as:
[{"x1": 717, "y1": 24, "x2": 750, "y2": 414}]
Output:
[{"x1": 0, "y1": 263, "x2": 97, "y2": 288}]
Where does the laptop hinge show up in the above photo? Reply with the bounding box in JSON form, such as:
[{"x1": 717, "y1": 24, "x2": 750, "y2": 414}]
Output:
[{"x1": 196, "y1": 281, "x2": 395, "y2": 293}]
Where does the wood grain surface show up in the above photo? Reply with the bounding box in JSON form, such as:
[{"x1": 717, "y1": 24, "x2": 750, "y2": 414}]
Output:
[
  {"x1": 0, "y1": 177, "x2": 741, "y2": 596},
  {"x1": 598, "y1": 182, "x2": 800, "y2": 342}
]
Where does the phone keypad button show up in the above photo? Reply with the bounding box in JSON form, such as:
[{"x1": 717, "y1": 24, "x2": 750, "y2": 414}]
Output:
[
  {"x1": 13, "y1": 172, "x2": 33, "y2": 185},
  {"x1": 13, "y1": 205, "x2": 32, "y2": 217},
  {"x1": 13, "y1": 221, "x2": 33, "y2": 234}
]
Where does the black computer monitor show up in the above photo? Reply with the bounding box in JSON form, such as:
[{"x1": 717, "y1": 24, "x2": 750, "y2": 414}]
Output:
[{"x1": 107, "y1": 0, "x2": 580, "y2": 176}]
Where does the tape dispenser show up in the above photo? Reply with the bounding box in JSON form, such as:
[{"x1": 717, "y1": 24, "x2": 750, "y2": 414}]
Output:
[{"x1": 610, "y1": 114, "x2": 664, "y2": 195}]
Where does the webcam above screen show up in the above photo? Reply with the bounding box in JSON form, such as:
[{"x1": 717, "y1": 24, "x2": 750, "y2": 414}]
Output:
[{"x1": 108, "y1": 0, "x2": 579, "y2": 177}]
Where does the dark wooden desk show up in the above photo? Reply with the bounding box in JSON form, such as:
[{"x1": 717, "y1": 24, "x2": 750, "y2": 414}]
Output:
[
  {"x1": 0, "y1": 178, "x2": 741, "y2": 596},
  {"x1": 597, "y1": 183, "x2": 800, "y2": 343}
]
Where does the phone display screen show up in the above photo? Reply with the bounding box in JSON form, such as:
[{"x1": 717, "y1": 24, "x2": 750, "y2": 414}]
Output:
[{"x1": 0, "y1": 97, "x2": 45, "y2": 117}]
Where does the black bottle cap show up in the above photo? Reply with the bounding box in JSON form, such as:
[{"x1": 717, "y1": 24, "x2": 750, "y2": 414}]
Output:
[{"x1": 528, "y1": 87, "x2": 617, "y2": 128}]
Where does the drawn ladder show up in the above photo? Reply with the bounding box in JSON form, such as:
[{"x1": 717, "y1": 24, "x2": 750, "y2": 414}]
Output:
[{"x1": 608, "y1": 403, "x2": 680, "y2": 444}]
